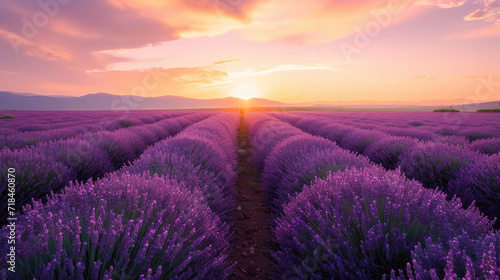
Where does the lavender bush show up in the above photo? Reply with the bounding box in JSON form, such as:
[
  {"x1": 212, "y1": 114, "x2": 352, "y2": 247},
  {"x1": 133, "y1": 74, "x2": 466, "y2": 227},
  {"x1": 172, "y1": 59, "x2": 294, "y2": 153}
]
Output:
[
  {"x1": 468, "y1": 138, "x2": 500, "y2": 155},
  {"x1": 384, "y1": 231, "x2": 500, "y2": 279},
  {"x1": 448, "y1": 154, "x2": 500, "y2": 226},
  {"x1": 0, "y1": 113, "x2": 192, "y2": 150},
  {"x1": 140, "y1": 124, "x2": 170, "y2": 140},
  {"x1": 128, "y1": 125, "x2": 160, "y2": 146},
  {"x1": 0, "y1": 113, "x2": 211, "y2": 224},
  {"x1": 436, "y1": 127, "x2": 459, "y2": 137},
  {"x1": 380, "y1": 127, "x2": 436, "y2": 141},
  {"x1": 364, "y1": 136, "x2": 419, "y2": 170},
  {"x1": 17, "y1": 123, "x2": 47, "y2": 133},
  {"x1": 179, "y1": 113, "x2": 239, "y2": 169},
  {"x1": 409, "y1": 121, "x2": 425, "y2": 127},
  {"x1": 123, "y1": 137, "x2": 237, "y2": 222},
  {"x1": 273, "y1": 167, "x2": 493, "y2": 279},
  {"x1": 137, "y1": 116, "x2": 156, "y2": 124},
  {"x1": 81, "y1": 130, "x2": 146, "y2": 168},
  {"x1": 293, "y1": 119, "x2": 356, "y2": 144},
  {"x1": 0, "y1": 124, "x2": 99, "y2": 150},
  {"x1": 339, "y1": 129, "x2": 389, "y2": 155},
  {"x1": 262, "y1": 135, "x2": 371, "y2": 214},
  {"x1": 121, "y1": 113, "x2": 239, "y2": 222},
  {"x1": 398, "y1": 142, "x2": 484, "y2": 192},
  {"x1": 246, "y1": 113, "x2": 303, "y2": 170},
  {"x1": 0, "y1": 149, "x2": 72, "y2": 221},
  {"x1": 438, "y1": 135, "x2": 468, "y2": 147},
  {"x1": 460, "y1": 128, "x2": 496, "y2": 142},
  {"x1": 0, "y1": 110, "x2": 188, "y2": 134},
  {"x1": 116, "y1": 118, "x2": 144, "y2": 128},
  {"x1": 37, "y1": 139, "x2": 114, "y2": 182},
  {"x1": 0, "y1": 173, "x2": 233, "y2": 279}
]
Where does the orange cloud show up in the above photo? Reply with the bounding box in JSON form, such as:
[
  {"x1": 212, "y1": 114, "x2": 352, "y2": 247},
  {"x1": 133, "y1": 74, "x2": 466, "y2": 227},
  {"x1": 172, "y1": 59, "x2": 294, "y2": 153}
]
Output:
[
  {"x1": 213, "y1": 59, "x2": 241, "y2": 65},
  {"x1": 418, "y1": 0, "x2": 467, "y2": 8},
  {"x1": 100, "y1": 0, "x2": 496, "y2": 47},
  {"x1": 1, "y1": 0, "x2": 498, "y2": 101},
  {"x1": 228, "y1": 64, "x2": 343, "y2": 79}
]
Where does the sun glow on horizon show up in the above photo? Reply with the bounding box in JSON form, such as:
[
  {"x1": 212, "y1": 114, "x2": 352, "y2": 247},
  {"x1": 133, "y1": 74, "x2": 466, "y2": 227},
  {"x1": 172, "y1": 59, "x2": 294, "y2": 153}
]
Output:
[{"x1": 230, "y1": 83, "x2": 261, "y2": 100}]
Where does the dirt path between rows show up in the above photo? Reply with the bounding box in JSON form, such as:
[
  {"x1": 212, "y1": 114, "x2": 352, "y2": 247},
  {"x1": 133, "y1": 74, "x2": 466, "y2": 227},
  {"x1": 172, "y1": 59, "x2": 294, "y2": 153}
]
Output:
[{"x1": 229, "y1": 115, "x2": 276, "y2": 279}]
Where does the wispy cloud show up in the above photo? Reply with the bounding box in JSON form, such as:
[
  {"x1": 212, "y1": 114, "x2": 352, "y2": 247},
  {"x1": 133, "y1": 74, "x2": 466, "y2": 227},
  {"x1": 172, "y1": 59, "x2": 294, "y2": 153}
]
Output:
[
  {"x1": 0, "y1": 28, "x2": 72, "y2": 61},
  {"x1": 405, "y1": 74, "x2": 500, "y2": 80},
  {"x1": 228, "y1": 64, "x2": 344, "y2": 79},
  {"x1": 0, "y1": 0, "x2": 498, "y2": 101},
  {"x1": 417, "y1": 0, "x2": 467, "y2": 8},
  {"x1": 0, "y1": 70, "x2": 18, "y2": 75},
  {"x1": 213, "y1": 59, "x2": 241, "y2": 65},
  {"x1": 443, "y1": 24, "x2": 500, "y2": 40},
  {"x1": 464, "y1": 0, "x2": 500, "y2": 24}
]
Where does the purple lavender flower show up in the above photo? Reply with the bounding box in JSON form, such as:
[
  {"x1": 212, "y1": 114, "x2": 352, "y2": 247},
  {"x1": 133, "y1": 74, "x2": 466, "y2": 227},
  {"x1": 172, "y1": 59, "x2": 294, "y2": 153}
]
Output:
[
  {"x1": 339, "y1": 129, "x2": 389, "y2": 155},
  {"x1": 121, "y1": 113, "x2": 239, "y2": 222},
  {"x1": 0, "y1": 148, "x2": 73, "y2": 221},
  {"x1": 122, "y1": 137, "x2": 237, "y2": 222},
  {"x1": 398, "y1": 231, "x2": 500, "y2": 279},
  {"x1": 246, "y1": 113, "x2": 303, "y2": 170},
  {"x1": 141, "y1": 123, "x2": 170, "y2": 140},
  {"x1": 380, "y1": 127, "x2": 436, "y2": 141},
  {"x1": 17, "y1": 123, "x2": 47, "y2": 133},
  {"x1": 364, "y1": 136, "x2": 419, "y2": 170},
  {"x1": 37, "y1": 138, "x2": 114, "y2": 182},
  {"x1": 116, "y1": 118, "x2": 144, "y2": 128},
  {"x1": 128, "y1": 125, "x2": 160, "y2": 146},
  {"x1": 0, "y1": 113, "x2": 212, "y2": 224},
  {"x1": 0, "y1": 173, "x2": 233, "y2": 279},
  {"x1": 448, "y1": 154, "x2": 500, "y2": 226},
  {"x1": 398, "y1": 142, "x2": 484, "y2": 192},
  {"x1": 80, "y1": 130, "x2": 146, "y2": 168},
  {"x1": 468, "y1": 138, "x2": 500, "y2": 155},
  {"x1": 293, "y1": 118, "x2": 356, "y2": 144},
  {"x1": 262, "y1": 135, "x2": 371, "y2": 214},
  {"x1": 460, "y1": 128, "x2": 496, "y2": 142},
  {"x1": 438, "y1": 135, "x2": 469, "y2": 147},
  {"x1": 273, "y1": 167, "x2": 493, "y2": 279}
]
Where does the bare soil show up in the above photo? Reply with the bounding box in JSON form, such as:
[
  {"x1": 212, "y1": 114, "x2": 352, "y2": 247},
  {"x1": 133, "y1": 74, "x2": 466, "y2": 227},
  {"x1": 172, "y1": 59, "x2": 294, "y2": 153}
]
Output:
[{"x1": 229, "y1": 115, "x2": 276, "y2": 279}]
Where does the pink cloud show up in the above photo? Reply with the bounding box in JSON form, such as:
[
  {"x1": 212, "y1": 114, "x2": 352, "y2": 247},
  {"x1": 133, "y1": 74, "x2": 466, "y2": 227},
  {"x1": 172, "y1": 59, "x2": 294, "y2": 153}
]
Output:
[
  {"x1": 1, "y1": 0, "x2": 496, "y2": 64},
  {"x1": 464, "y1": 0, "x2": 500, "y2": 23},
  {"x1": 1, "y1": 0, "x2": 498, "y2": 100},
  {"x1": 418, "y1": 0, "x2": 467, "y2": 8},
  {"x1": 443, "y1": 24, "x2": 500, "y2": 39}
]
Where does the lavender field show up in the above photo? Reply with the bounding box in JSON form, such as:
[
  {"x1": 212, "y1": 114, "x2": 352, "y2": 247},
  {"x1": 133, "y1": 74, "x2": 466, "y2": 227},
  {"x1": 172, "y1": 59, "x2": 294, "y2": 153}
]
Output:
[{"x1": 1, "y1": 110, "x2": 499, "y2": 279}]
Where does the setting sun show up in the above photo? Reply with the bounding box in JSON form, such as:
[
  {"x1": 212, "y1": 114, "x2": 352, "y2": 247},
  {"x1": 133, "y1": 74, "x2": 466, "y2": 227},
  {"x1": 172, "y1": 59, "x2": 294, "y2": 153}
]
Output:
[{"x1": 231, "y1": 83, "x2": 260, "y2": 100}]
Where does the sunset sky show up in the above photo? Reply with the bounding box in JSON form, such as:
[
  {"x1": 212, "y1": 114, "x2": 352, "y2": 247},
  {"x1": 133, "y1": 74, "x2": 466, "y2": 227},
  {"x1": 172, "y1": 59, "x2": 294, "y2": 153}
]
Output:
[{"x1": 0, "y1": 0, "x2": 499, "y2": 104}]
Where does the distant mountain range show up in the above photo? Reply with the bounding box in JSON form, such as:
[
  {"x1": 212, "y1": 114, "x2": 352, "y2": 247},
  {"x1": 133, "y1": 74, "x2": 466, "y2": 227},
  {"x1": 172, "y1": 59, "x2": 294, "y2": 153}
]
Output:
[{"x1": 1, "y1": 91, "x2": 499, "y2": 111}]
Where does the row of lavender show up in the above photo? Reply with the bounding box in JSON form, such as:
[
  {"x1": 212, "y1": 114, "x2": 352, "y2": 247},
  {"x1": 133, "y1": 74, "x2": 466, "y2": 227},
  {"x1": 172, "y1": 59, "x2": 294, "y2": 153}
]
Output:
[
  {"x1": 273, "y1": 112, "x2": 500, "y2": 157},
  {"x1": 270, "y1": 113, "x2": 500, "y2": 225},
  {"x1": 272, "y1": 113, "x2": 500, "y2": 155},
  {"x1": 1, "y1": 113, "x2": 240, "y2": 279},
  {"x1": 246, "y1": 112, "x2": 499, "y2": 279},
  {"x1": 296, "y1": 111, "x2": 500, "y2": 139},
  {"x1": 0, "y1": 110, "x2": 179, "y2": 135},
  {"x1": 0, "y1": 111, "x2": 192, "y2": 150},
  {"x1": 285, "y1": 112, "x2": 500, "y2": 146},
  {"x1": 0, "y1": 113, "x2": 213, "y2": 222}
]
